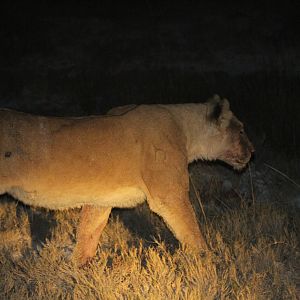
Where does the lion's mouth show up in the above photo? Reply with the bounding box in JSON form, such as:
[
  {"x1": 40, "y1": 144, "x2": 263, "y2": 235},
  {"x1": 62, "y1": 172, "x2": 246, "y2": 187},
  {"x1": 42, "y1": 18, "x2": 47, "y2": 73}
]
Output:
[
  {"x1": 223, "y1": 154, "x2": 252, "y2": 171},
  {"x1": 231, "y1": 160, "x2": 248, "y2": 170}
]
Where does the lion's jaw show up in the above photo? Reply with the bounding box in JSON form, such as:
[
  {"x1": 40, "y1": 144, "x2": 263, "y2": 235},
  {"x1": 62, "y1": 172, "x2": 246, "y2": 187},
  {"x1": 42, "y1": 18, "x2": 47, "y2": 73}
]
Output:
[
  {"x1": 219, "y1": 138, "x2": 254, "y2": 170},
  {"x1": 220, "y1": 151, "x2": 252, "y2": 170}
]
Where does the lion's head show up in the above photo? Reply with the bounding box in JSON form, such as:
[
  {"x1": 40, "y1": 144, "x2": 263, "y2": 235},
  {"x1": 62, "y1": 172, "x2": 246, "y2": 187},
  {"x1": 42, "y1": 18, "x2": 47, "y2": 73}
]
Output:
[{"x1": 206, "y1": 95, "x2": 254, "y2": 170}]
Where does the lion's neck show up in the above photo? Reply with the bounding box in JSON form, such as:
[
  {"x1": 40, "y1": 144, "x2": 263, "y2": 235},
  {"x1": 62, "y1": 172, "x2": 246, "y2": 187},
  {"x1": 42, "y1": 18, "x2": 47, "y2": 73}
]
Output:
[{"x1": 163, "y1": 104, "x2": 222, "y2": 163}]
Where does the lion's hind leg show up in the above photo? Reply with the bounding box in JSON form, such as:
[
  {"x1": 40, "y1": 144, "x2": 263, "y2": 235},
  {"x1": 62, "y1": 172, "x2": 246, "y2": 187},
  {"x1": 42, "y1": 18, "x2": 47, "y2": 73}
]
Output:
[{"x1": 73, "y1": 205, "x2": 111, "y2": 266}]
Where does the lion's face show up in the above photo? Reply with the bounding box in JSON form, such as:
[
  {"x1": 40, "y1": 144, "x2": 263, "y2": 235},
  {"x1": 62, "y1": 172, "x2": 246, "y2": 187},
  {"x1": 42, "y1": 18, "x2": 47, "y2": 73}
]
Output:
[
  {"x1": 204, "y1": 96, "x2": 254, "y2": 170},
  {"x1": 218, "y1": 116, "x2": 254, "y2": 170}
]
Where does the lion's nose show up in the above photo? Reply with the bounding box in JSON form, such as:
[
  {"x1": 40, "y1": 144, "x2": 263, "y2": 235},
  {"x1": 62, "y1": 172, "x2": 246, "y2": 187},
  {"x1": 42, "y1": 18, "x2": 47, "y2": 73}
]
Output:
[{"x1": 250, "y1": 144, "x2": 255, "y2": 153}]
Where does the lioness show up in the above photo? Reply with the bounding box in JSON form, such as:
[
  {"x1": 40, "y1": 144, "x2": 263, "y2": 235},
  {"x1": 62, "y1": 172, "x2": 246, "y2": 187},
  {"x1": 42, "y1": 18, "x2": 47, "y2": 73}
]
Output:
[{"x1": 0, "y1": 95, "x2": 254, "y2": 265}]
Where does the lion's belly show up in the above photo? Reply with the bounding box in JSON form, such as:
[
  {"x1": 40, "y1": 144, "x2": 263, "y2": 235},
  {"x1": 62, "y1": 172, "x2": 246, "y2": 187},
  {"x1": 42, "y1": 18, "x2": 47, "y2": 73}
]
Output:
[{"x1": 8, "y1": 186, "x2": 146, "y2": 210}]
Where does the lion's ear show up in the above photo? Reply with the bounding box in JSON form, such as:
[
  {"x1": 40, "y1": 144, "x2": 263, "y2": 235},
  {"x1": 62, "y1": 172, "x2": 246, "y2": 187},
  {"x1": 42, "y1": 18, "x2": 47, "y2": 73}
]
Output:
[
  {"x1": 208, "y1": 94, "x2": 221, "y2": 106},
  {"x1": 207, "y1": 96, "x2": 232, "y2": 128},
  {"x1": 207, "y1": 94, "x2": 222, "y2": 120},
  {"x1": 211, "y1": 94, "x2": 221, "y2": 102},
  {"x1": 219, "y1": 99, "x2": 233, "y2": 129},
  {"x1": 221, "y1": 98, "x2": 230, "y2": 111}
]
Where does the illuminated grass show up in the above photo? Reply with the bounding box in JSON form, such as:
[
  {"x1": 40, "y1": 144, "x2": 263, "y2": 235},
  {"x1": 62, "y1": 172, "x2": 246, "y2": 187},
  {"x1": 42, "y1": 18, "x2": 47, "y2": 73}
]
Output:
[{"x1": 0, "y1": 192, "x2": 298, "y2": 299}]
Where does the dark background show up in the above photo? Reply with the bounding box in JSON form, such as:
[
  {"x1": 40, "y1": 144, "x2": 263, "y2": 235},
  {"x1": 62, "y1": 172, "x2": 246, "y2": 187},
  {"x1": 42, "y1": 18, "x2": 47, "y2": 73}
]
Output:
[{"x1": 0, "y1": 0, "x2": 299, "y2": 157}]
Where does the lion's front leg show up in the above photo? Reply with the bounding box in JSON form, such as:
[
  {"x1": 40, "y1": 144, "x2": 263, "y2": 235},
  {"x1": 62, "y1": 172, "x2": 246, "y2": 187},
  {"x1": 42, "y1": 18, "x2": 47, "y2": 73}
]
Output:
[
  {"x1": 145, "y1": 181, "x2": 208, "y2": 252},
  {"x1": 142, "y1": 146, "x2": 208, "y2": 252},
  {"x1": 73, "y1": 205, "x2": 111, "y2": 266}
]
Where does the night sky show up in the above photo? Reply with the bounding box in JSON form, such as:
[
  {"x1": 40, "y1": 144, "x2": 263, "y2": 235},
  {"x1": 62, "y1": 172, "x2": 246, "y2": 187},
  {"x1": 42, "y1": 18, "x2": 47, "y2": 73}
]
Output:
[{"x1": 0, "y1": 0, "x2": 299, "y2": 154}]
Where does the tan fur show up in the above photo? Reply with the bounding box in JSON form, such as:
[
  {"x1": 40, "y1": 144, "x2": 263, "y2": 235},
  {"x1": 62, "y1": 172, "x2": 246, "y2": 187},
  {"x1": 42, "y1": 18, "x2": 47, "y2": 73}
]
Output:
[{"x1": 0, "y1": 95, "x2": 254, "y2": 265}]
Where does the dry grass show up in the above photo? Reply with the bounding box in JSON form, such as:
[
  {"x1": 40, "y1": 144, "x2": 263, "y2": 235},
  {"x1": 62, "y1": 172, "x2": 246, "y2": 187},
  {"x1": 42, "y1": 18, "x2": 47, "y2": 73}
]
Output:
[{"x1": 0, "y1": 181, "x2": 299, "y2": 300}]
